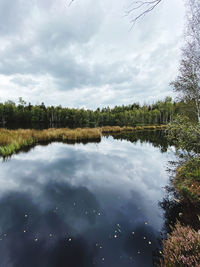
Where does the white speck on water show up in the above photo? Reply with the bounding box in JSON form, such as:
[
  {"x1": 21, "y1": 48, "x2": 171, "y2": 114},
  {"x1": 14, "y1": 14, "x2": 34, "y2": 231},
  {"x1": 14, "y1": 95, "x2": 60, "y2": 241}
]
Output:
[
  {"x1": 148, "y1": 241, "x2": 152, "y2": 245},
  {"x1": 68, "y1": 238, "x2": 72, "y2": 242}
]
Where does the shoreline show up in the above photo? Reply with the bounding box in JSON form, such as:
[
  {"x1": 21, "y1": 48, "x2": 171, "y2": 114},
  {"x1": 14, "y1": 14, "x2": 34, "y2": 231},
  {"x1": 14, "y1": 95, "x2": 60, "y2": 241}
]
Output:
[
  {"x1": 161, "y1": 157, "x2": 200, "y2": 266},
  {"x1": 0, "y1": 125, "x2": 167, "y2": 157}
]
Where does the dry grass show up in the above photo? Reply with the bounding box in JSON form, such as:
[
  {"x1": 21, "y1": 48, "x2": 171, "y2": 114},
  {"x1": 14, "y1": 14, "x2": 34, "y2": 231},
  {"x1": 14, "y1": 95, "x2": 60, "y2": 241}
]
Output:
[
  {"x1": 101, "y1": 126, "x2": 132, "y2": 133},
  {"x1": 101, "y1": 125, "x2": 166, "y2": 133},
  {"x1": 0, "y1": 128, "x2": 101, "y2": 157},
  {"x1": 0, "y1": 125, "x2": 167, "y2": 157}
]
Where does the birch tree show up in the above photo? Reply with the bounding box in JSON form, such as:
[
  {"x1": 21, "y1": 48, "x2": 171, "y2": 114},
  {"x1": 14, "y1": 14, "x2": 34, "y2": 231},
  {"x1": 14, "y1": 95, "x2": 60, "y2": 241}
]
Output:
[{"x1": 171, "y1": 0, "x2": 200, "y2": 122}]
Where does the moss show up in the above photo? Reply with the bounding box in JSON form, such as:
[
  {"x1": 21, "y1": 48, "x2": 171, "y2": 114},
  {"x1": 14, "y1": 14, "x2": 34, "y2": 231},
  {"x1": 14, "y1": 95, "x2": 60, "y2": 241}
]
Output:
[{"x1": 174, "y1": 157, "x2": 200, "y2": 206}]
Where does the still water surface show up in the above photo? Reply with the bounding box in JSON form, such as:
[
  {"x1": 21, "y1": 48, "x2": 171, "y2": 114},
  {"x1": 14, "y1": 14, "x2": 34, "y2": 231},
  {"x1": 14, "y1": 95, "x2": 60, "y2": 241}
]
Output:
[{"x1": 0, "y1": 132, "x2": 173, "y2": 267}]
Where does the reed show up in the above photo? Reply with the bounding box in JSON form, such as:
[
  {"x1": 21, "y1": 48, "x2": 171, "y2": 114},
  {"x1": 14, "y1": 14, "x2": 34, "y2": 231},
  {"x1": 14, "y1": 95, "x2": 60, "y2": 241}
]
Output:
[
  {"x1": 0, "y1": 125, "x2": 167, "y2": 157},
  {"x1": 0, "y1": 128, "x2": 101, "y2": 157},
  {"x1": 101, "y1": 125, "x2": 167, "y2": 133}
]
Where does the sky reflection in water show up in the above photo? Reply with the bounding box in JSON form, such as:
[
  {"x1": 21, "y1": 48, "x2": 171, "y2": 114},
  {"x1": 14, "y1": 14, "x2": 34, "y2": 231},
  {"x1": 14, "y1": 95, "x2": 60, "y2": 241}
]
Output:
[{"x1": 0, "y1": 135, "x2": 173, "y2": 267}]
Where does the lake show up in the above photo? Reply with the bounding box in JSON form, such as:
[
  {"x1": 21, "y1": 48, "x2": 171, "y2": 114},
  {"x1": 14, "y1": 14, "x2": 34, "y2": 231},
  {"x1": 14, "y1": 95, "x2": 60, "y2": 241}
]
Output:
[{"x1": 0, "y1": 131, "x2": 173, "y2": 267}]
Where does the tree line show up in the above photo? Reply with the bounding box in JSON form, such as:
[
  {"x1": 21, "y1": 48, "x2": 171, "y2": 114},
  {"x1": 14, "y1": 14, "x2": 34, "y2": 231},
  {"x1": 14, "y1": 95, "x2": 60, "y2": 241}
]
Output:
[{"x1": 0, "y1": 97, "x2": 194, "y2": 129}]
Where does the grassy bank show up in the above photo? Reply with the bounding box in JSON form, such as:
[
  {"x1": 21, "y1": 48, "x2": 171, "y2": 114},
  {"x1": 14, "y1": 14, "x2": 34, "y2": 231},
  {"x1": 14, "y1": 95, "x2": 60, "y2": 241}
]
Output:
[
  {"x1": 0, "y1": 125, "x2": 167, "y2": 157},
  {"x1": 162, "y1": 118, "x2": 200, "y2": 266},
  {"x1": 0, "y1": 128, "x2": 102, "y2": 157},
  {"x1": 161, "y1": 157, "x2": 200, "y2": 266},
  {"x1": 174, "y1": 157, "x2": 200, "y2": 207}
]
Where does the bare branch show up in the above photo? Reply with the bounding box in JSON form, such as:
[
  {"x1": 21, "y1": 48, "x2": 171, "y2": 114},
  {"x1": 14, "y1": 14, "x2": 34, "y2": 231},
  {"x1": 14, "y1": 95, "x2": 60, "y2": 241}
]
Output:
[
  {"x1": 69, "y1": 1, "x2": 162, "y2": 25},
  {"x1": 125, "y1": 0, "x2": 162, "y2": 25},
  {"x1": 68, "y1": 0, "x2": 74, "y2": 7}
]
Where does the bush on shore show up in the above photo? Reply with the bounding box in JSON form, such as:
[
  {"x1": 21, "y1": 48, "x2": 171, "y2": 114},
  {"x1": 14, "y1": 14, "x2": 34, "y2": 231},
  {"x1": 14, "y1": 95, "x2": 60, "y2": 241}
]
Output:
[{"x1": 174, "y1": 157, "x2": 200, "y2": 207}]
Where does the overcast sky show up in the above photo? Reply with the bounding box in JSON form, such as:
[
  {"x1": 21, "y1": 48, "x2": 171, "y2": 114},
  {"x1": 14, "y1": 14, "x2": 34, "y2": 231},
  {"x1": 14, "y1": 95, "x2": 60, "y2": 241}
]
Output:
[{"x1": 0, "y1": 0, "x2": 185, "y2": 109}]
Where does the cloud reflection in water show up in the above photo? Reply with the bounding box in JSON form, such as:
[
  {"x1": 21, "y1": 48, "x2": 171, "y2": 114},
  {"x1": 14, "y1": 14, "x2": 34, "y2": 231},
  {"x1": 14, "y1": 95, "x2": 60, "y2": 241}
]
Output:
[{"x1": 0, "y1": 136, "x2": 172, "y2": 266}]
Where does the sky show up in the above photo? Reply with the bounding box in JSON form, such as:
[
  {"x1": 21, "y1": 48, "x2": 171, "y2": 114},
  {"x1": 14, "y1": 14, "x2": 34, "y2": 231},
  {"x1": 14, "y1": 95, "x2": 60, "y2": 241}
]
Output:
[{"x1": 0, "y1": 0, "x2": 185, "y2": 109}]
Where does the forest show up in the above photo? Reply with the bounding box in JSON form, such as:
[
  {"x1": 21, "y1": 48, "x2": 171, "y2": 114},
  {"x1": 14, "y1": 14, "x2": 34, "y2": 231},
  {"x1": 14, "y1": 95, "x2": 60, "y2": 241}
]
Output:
[{"x1": 0, "y1": 97, "x2": 196, "y2": 128}]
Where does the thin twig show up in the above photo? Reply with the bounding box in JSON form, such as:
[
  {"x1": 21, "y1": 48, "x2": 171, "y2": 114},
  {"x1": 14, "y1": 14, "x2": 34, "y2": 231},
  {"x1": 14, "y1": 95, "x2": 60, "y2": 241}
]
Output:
[
  {"x1": 126, "y1": 0, "x2": 162, "y2": 26},
  {"x1": 68, "y1": 0, "x2": 74, "y2": 7}
]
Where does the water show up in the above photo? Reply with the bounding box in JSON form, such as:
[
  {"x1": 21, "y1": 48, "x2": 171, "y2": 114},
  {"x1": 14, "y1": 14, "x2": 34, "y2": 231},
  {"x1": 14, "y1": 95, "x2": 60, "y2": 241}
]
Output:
[{"x1": 0, "y1": 132, "x2": 173, "y2": 267}]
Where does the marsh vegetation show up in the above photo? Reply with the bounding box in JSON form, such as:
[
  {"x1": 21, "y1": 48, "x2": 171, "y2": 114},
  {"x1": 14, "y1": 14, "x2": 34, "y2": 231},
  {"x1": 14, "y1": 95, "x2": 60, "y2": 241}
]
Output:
[{"x1": 0, "y1": 125, "x2": 166, "y2": 157}]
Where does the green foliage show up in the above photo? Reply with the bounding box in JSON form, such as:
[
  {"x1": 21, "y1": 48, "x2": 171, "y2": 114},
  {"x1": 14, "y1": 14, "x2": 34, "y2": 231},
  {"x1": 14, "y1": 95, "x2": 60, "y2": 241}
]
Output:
[
  {"x1": 0, "y1": 97, "x2": 179, "y2": 128},
  {"x1": 174, "y1": 157, "x2": 200, "y2": 206},
  {"x1": 166, "y1": 115, "x2": 200, "y2": 154},
  {"x1": 167, "y1": 116, "x2": 200, "y2": 205}
]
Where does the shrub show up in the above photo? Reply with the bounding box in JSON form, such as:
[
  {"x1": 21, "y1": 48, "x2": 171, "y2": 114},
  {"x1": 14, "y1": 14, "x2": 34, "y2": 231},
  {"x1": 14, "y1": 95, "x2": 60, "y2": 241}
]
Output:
[
  {"x1": 174, "y1": 157, "x2": 200, "y2": 206},
  {"x1": 161, "y1": 223, "x2": 200, "y2": 267}
]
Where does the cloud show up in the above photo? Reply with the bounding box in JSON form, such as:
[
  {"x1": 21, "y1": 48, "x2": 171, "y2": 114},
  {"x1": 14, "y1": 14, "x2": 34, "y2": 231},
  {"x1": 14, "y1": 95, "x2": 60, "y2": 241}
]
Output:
[
  {"x1": 10, "y1": 76, "x2": 39, "y2": 87},
  {"x1": 0, "y1": 0, "x2": 185, "y2": 108}
]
